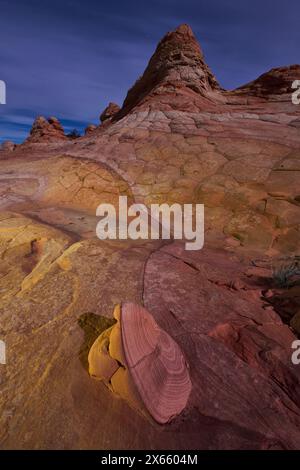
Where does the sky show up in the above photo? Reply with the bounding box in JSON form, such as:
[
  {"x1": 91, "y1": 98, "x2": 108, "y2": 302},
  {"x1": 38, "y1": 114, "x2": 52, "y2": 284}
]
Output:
[{"x1": 0, "y1": 0, "x2": 299, "y2": 143}]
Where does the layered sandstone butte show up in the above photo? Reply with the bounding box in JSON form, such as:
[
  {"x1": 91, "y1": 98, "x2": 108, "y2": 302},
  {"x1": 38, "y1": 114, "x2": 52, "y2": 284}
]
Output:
[{"x1": 1, "y1": 24, "x2": 300, "y2": 450}]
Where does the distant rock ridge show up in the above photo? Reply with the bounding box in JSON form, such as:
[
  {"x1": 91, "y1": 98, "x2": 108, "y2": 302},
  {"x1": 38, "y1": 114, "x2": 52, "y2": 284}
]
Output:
[
  {"x1": 231, "y1": 64, "x2": 300, "y2": 98},
  {"x1": 26, "y1": 116, "x2": 67, "y2": 143}
]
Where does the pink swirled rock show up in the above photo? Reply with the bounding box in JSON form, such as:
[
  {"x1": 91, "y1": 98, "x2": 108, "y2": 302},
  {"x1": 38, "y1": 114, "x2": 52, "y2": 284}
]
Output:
[
  {"x1": 88, "y1": 302, "x2": 192, "y2": 424},
  {"x1": 121, "y1": 302, "x2": 192, "y2": 424}
]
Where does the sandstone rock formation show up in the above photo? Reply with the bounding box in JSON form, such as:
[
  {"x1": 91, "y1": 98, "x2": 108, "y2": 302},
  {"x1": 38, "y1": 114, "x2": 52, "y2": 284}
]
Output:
[
  {"x1": 85, "y1": 124, "x2": 97, "y2": 135},
  {"x1": 0, "y1": 24, "x2": 300, "y2": 450},
  {"x1": 100, "y1": 102, "x2": 120, "y2": 123},
  {"x1": 0, "y1": 140, "x2": 16, "y2": 152},
  {"x1": 26, "y1": 116, "x2": 67, "y2": 143},
  {"x1": 89, "y1": 303, "x2": 191, "y2": 424},
  {"x1": 232, "y1": 65, "x2": 300, "y2": 99},
  {"x1": 117, "y1": 23, "x2": 223, "y2": 120}
]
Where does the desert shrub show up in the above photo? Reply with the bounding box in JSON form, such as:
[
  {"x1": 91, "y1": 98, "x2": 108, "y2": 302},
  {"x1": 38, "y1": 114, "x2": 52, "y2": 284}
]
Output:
[
  {"x1": 67, "y1": 129, "x2": 81, "y2": 139},
  {"x1": 272, "y1": 258, "x2": 300, "y2": 288}
]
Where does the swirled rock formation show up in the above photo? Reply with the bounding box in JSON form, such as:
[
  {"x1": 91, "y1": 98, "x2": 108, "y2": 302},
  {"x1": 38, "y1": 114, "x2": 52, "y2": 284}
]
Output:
[
  {"x1": 89, "y1": 303, "x2": 191, "y2": 424},
  {"x1": 122, "y1": 302, "x2": 192, "y2": 424}
]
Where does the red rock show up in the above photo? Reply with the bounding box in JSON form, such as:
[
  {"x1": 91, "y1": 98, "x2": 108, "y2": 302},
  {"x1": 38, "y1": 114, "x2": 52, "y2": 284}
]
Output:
[
  {"x1": 143, "y1": 243, "x2": 300, "y2": 448},
  {"x1": 121, "y1": 302, "x2": 192, "y2": 424},
  {"x1": 88, "y1": 302, "x2": 192, "y2": 424},
  {"x1": 0, "y1": 140, "x2": 16, "y2": 152},
  {"x1": 118, "y1": 24, "x2": 222, "y2": 118},
  {"x1": 100, "y1": 102, "x2": 120, "y2": 122},
  {"x1": 84, "y1": 124, "x2": 97, "y2": 135},
  {"x1": 26, "y1": 116, "x2": 67, "y2": 143},
  {"x1": 231, "y1": 65, "x2": 300, "y2": 99}
]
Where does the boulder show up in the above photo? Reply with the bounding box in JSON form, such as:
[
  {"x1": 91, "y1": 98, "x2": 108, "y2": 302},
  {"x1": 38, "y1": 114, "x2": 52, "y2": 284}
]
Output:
[{"x1": 100, "y1": 102, "x2": 120, "y2": 122}]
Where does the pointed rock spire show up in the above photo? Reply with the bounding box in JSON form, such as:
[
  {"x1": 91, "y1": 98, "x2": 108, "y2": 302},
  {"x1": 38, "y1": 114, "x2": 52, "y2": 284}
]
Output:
[{"x1": 117, "y1": 24, "x2": 221, "y2": 118}]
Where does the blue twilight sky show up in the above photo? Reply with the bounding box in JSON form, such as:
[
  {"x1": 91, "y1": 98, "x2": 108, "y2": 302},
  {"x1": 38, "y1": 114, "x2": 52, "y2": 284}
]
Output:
[{"x1": 0, "y1": 0, "x2": 299, "y2": 143}]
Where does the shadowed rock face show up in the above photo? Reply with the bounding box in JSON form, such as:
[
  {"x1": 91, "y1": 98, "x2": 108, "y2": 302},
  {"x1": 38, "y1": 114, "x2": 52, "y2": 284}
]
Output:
[
  {"x1": 100, "y1": 102, "x2": 121, "y2": 122},
  {"x1": 1, "y1": 24, "x2": 300, "y2": 450}
]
